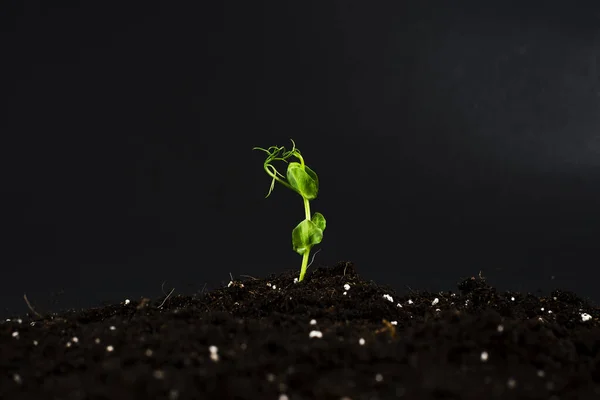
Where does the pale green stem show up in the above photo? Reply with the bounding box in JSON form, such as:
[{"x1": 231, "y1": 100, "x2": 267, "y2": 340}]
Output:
[
  {"x1": 298, "y1": 197, "x2": 312, "y2": 282},
  {"x1": 303, "y1": 197, "x2": 311, "y2": 221},
  {"x1": 298, "y1": 249, "x2": 310, "y2": 282},
  {"x1": 296, "y1": 152, "x2": 305, "y2": 168}
]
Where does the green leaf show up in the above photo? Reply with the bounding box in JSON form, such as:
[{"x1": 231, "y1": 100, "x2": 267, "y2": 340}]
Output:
[
  {"x1": 292, "y1": 219, "x2": 324, "y2": 255},
  {"x1": 312, "y1": 212, "x2": 326, "y2": 231},
  {"x1": 286, "y1": 162, "x2": 319, "y2": 200},
  {"x1": 304, "y1": 165, "x2": 319, "y2": 190}
]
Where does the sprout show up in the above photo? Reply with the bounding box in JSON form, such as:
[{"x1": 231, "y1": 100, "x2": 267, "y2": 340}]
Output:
[{"x1": 253, "y1": 139, "x2": 326, "y2": 282}]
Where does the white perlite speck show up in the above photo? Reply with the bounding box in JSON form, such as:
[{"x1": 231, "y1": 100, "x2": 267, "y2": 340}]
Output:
[
  {"x1": 480, "y1": 351, "x2": 489, "y2": 362},
  {"x1": 209, "y1": 345, "x2": 219, "y2": 361},
  {"x1": 309, "y1": 330, "x2": 323, "y2": 338},
  {"x1": 581, "y1": 313, "x2": 592, "y2": 322}
]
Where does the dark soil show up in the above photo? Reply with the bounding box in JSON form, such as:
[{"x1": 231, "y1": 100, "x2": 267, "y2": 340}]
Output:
[{"x1": 2, "y1": 262, "x2": 600, "y2": 400}]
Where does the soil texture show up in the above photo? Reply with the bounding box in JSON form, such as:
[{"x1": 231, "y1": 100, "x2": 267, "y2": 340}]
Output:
[{"x1": 2, "y1": 262, "x2": 600, "y2": 399}]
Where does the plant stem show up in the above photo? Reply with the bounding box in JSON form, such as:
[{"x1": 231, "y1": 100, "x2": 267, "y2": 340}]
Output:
[
  {"x1": 298, "y1": 195, "x2": 313, "y2": 282},
  {"x1": 298, "y1": 197, "x2": 312, "y2": 282},
  {"x1": 299, "y1": 248, "x2": 310, "y2": 282},
  {"x1": 303, "y1": 198, "x2": 311, "y2": 221}
]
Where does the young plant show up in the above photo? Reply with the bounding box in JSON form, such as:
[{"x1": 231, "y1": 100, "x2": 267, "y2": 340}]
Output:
[{"x1": 253, "y1": 139, "x2": 326, "y2": 282}]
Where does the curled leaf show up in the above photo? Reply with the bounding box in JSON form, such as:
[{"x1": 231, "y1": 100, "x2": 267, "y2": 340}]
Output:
[
  {"x1": 292, "y1": 219, "x2": 324, "y2": 255},
  {"x1": 312, "y1": 212, "x2": 326, "y2": 232},
  {"x1": 287, "y1": 162, "x2": 319, "y2": 200}
]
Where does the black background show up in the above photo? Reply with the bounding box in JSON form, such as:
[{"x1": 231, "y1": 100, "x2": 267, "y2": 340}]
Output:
[{"x1": 2, "y1": 1, "x2": 600, "y2": 318}]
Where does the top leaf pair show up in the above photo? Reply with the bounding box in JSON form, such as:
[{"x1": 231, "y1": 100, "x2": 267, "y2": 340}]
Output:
[{"x1": 254, "y1": 139, "x2": 320, "y2": 201}]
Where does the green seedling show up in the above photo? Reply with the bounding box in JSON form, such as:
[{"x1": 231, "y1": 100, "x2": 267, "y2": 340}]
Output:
[{"x1": 253, "y1": 139, "x2": 326, "y2": 282}]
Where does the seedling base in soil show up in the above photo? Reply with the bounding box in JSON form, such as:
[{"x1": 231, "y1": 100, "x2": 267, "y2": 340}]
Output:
[{"x1": 2, "y1": 262, "x2": 600, "y2": 399}]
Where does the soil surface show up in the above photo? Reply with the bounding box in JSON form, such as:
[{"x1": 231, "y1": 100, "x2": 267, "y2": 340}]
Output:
[{"x1": 2, "y1": 262, "x2": 600, "y2": 400}]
